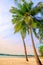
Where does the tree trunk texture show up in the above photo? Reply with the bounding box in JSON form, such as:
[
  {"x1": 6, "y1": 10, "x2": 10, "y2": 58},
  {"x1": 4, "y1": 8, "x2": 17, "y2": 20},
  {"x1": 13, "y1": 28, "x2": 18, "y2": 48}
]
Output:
[
  {"x1": 21, "y1": 34, "x2": 28, "y2": 61},
  {"x1": 30, "y1": 28, "x2": 42, "y2": 65}
]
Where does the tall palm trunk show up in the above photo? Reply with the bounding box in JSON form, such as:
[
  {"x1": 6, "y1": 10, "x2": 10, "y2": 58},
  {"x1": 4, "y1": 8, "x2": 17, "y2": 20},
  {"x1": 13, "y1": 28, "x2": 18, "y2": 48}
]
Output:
[
  {"x1": 21, "y1": 34, "x2": 28, "y2": 61},
  {"x1": 30, "y1": 27, "x2": 42, "y2": 65}
]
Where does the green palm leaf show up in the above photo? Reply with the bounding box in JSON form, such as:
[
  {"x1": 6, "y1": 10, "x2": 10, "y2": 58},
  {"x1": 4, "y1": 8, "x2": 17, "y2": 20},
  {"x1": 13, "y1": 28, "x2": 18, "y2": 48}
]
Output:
[{"x1": 30, "y1": 2, "x2": 43, "y2": 16}]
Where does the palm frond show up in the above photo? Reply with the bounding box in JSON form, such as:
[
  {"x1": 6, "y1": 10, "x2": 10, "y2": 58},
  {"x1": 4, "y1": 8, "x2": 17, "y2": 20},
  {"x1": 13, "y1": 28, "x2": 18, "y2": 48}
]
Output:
[
  {"x1": 10, "y1": 7, "x2": 24, "y2": 16},
  {"x1": 33, "y1": 29, "x2": 39, "y2": 39},
  {"x1": 30, "y1": 2, "x2": 43, "y2": 16}
]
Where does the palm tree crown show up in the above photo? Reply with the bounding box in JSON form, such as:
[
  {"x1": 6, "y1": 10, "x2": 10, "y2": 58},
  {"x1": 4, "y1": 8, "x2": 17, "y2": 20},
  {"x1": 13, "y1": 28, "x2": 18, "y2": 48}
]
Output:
[{"x1": 10, "y1": 0, "x2": 43, "y2": 64}]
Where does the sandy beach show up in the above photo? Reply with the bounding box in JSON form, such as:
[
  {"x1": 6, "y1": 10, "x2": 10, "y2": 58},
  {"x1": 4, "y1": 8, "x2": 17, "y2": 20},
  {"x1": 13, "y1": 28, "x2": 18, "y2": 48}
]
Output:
[{"x1": 0, "y1": 57, "x2": 43, "y2": 65}]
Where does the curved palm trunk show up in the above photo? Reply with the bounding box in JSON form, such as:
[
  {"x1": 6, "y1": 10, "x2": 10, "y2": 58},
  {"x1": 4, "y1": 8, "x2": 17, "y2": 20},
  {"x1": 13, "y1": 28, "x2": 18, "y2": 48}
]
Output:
[
  {"x1": 30, "y1": 28, "x2": 42, "y2": 65},
  {"x1": 21, "y1": 34, "x2": 28, "y2": 61}
]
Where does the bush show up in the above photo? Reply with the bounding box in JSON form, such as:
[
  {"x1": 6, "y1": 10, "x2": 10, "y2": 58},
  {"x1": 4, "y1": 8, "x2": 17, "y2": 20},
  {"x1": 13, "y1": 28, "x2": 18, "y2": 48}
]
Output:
[{"x1": 39, "y1": 46, "x2": 43, "y2": 56}]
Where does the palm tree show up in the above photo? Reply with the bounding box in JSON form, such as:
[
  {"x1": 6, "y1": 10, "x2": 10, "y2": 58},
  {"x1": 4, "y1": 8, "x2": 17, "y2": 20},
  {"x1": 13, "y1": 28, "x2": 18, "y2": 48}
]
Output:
[
  {"x1": 14, "y1": 21, "x2": 29, "y2": 61},
  {"x1": 24, "y1": 1, "x2": 43, "y2": 65},
  {"x1": 10, "y1": 0, "x2": 43, "y2": 64},
  {"x1": 21, "y1": 27, "x2": 28, "y2": 61},
  {"x1": 30, "y1": 27, "x2": 42, "y2": 65},
  {"x1": 10, "y1": 10, "x2": 29, "y2": 61}
]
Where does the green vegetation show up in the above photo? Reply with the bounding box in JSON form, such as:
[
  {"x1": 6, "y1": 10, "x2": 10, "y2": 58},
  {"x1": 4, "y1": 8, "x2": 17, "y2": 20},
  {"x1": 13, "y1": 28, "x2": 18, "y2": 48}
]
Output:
[
  {"x1": 10, "y1": 0, "x2": 43, "y2": 65},
  {"x1": 39, "y1": 46, "x2": 43, "y2": 56}
]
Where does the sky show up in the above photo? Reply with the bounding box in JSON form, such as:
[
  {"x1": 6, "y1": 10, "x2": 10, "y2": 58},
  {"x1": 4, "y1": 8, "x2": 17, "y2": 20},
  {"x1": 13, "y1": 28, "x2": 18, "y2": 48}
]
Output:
[{"x1": 0, "y1": 0, "x2": 43, "y2": 55}]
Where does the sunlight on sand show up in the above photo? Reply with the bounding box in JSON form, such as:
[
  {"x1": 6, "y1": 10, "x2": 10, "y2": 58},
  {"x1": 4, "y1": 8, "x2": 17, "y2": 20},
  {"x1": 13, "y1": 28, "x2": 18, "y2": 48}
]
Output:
[{"x1": 0, "y1": 57, "x2": 43, "y2": 65}]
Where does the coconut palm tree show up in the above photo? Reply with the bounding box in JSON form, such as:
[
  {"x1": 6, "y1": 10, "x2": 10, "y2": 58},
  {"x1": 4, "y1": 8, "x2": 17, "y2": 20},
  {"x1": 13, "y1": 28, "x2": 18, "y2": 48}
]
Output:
[
  {"x1": 14, "y1": 20, "x2": 29, "y2": 61},
  {"x1": 10, "y1": 11, "x2": 29, "y2": 61},
  {"x1": 10, "y1": 0, "x2": 43, "y2": 65},
  {"x1": 21, "y1": 1, "x2": 43, "y2": 65}
]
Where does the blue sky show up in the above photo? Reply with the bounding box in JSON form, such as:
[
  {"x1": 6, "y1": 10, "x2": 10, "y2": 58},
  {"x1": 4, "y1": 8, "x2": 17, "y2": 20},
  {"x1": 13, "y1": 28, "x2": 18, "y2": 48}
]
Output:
[{"x1": 0, "y1": 0, "x2": 43, "y2": 55}]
